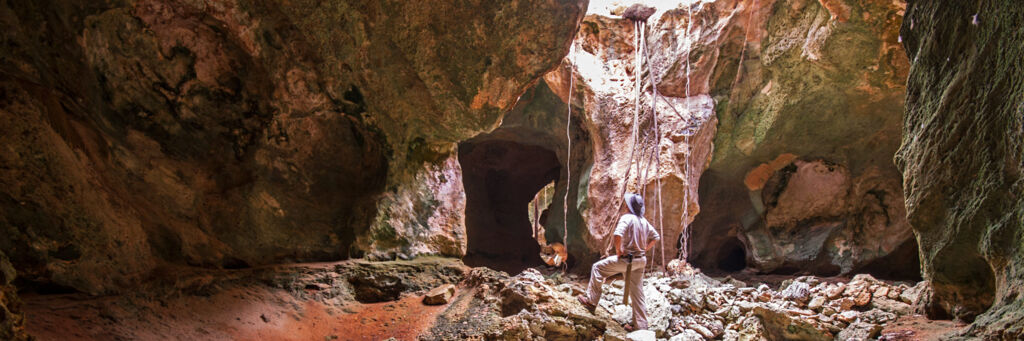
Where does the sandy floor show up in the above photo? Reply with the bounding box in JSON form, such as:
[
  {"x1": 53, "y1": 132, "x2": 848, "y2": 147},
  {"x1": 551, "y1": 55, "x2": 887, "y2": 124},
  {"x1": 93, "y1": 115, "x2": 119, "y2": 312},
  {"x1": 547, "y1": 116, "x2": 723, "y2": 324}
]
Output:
[
  {"x1": 877, "y1": 315, "x2": 967, "y2": 340},
  {"x1": 24, "y1": 286, "x2": 452, "y2": 341}
]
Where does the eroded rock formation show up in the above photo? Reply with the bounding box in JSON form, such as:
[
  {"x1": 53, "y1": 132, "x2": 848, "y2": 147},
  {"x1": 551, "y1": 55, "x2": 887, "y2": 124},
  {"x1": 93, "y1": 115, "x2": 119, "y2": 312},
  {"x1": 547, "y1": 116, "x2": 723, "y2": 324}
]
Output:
[
  {"x1": 458, "y1": 81, "x2": 594, "y2": 272},
  {"x1": 0, "y1": 251, "x2": 30, "y2": 341},
  {"x1": 898, "y1": 1, "x2": 1023, "y2": 337},
  {"x1": 0, "y1": 0, "x2": 587, "y2": 296},
  {"x1": 537, "y1": 3, "x2": 720, "y2": 269},
  {"x1": 680, "y1": 0, "x2": 915, "y2": 277},
  {"x1": 529, "y1": 0, "x2": 914, "y2": 278}
]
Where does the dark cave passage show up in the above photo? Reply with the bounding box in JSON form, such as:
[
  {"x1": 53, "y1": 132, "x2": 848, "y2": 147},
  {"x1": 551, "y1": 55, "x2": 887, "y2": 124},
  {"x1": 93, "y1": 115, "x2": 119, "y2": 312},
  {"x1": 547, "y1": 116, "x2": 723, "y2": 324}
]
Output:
[
  {"x1": 458, "y1": 139, "x2": 562, "y2": 274},
  {"x1": 701, "y1": 235, "x2": 924, "y2": 282},
  {"x1": 716, "y1": 238, "x2": 748, "y2": 272},
  {"x1": 856, "y1": 238, "x2": 924, "y2": 282}
]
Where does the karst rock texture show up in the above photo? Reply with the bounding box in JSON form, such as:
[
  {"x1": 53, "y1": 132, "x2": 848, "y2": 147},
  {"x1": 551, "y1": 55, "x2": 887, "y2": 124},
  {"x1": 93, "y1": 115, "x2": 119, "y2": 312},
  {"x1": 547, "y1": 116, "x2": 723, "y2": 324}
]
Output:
[
  {"x1": 898, "y1": 1, "x2": 1023, "y2": 338},
  {"x1": 0, "y1": 251, "x2": 31, "y2": 341},
  {"x1": 529, "y1": 0, "x2": 913, "y2": 275},
  {"x1": 547, "y1": 9, "x2": 719, "y2": 267},
  {"x1": 0, "y1": 0, "x2": 587, "y2": 296},
  {"x1": 458, "y1": 81, "x2": 594, "y2": 270},
  {"x1": 675, "y1": 0, "x2": 915, "y2": 277}
]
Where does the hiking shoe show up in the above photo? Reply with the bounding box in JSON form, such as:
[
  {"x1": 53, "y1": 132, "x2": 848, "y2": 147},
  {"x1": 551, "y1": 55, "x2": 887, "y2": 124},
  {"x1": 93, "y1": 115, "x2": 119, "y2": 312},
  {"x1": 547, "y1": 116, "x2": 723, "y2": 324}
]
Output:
[{"x1": 577, "y1": 295, "x2": 596, "y2": 313}]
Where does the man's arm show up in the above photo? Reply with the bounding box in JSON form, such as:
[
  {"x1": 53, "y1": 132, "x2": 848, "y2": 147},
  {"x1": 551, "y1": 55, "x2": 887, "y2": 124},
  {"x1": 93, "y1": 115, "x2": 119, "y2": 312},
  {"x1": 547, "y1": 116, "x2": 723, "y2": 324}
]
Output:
[
  {"x1": 645, "y1": 220, "x2": 661, "y2": 252},
  {"x1": 645, "y1": 239, "x2": 657, "y2": 252},
  {"x1": 613, "y1": 215, "x2": 629, "y2": 257}
]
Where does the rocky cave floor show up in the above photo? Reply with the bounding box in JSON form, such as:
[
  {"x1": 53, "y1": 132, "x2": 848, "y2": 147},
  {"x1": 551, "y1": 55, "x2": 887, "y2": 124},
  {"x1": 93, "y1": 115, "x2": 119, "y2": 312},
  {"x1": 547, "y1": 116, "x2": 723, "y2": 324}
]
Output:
[{"x1": 19, "y1": 257, "x2": 966, "y2": 341}]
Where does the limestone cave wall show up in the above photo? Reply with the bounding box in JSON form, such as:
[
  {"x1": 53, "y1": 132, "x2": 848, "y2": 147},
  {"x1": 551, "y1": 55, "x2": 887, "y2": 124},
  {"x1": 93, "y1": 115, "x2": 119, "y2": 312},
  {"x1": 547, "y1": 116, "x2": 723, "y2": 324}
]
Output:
[
  {"x1": 898, "y1": 1, "x2": 1023, "y2": 337},
  {"x1": 534, "y1": 0, "x2": 915, "y2": 279},
  {"x1": 682, "y1": 0, "x2": 915, "y2": 277},
  {"x1": 0, "y1": 0, "x2": 587, "y2": 296}
]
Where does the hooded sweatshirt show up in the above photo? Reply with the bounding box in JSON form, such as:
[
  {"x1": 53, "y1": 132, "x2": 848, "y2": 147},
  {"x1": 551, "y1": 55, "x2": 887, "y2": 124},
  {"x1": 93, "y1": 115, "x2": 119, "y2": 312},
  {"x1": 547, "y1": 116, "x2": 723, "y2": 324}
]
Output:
[{"x1": 614, "y1": 193, "x2": 660, "y2": 256}]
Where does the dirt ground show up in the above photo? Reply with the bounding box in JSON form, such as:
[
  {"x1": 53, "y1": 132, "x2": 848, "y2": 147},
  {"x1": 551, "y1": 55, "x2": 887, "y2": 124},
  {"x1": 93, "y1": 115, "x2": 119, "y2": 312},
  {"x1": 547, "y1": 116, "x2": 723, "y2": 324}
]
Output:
[
  {"x1": 877, "y1": 315, "x2": 967, "y2": 340},
  {"x1": 20, "y1": 259, "x2": 969, "y2": 341},
  {"x1": 24, "y1": 284, "x2": 455, "y2": 341}
]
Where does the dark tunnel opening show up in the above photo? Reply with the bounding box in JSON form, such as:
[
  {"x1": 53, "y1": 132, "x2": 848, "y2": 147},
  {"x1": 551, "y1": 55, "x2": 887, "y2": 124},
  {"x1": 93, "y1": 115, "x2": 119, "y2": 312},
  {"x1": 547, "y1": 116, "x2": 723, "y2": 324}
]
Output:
[
  {"x1": 458, "y1": 139, "x2": 562, "y2": 274},
  {"x1": 717, "y1": 238, "x2": 748, "y2": 272},
  {"x1": 856, "y1": 237, "x2": 923, "y2": 282}
]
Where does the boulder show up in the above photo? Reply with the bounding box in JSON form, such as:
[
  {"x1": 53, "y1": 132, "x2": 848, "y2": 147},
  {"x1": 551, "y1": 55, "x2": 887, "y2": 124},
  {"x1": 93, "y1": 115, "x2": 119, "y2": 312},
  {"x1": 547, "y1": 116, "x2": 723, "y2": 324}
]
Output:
[
  {"x1": 808, "y1": 296, "x2": 827, "y2": 311},
  {"x1": 835, "y1": 322, "x2": 882, "y2": 341},
  {"x1": 752, "y1": 306, "x2": 831, "y2": 341},
  {"x1": 783, "y1": 282, "x2": 812, "y2": 305},
  {"x1": 621, "y1": 4, "x2": 656, "y2": 22},
  {"x1": 423, "y1": 284, "x2": 456, "y2": 305},
  {"x1": 835, "y1": 311, "x2": 859, "y2": 324}
]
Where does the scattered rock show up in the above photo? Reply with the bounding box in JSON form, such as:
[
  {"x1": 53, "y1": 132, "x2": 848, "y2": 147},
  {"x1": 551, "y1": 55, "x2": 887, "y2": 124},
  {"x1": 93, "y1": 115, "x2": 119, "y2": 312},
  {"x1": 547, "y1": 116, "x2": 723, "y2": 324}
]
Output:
[
  {"x1": 424, "y1": 262, "x2": 926, "y2": 340},
  {"x1": 836, "y1": 321, "x2": 883, "y2": 341},
  {"x1": 808, "y1": 296, "x2": 827, "y2": 311},
  {"x1": 826, "y1": 283, "x2": 847, "y2": 300},
  {"x1": 753, "y1": 306, "x2": 832, "y2": 341},
  {"x1": 691, "y1": 323, "x2": 715, "y2": 339},
  {"x1": 423, "y1": 284, "x2": 456, "y2": 305},
  {"x1": 899, "y1": 282, "x2": 927, "y2": 305},
  {"x1": 853, "y1": 290, "x2": 873, "y2": 307},
  {"x1": 626, "y1": 329, "x2": 656, "y2": 341},
  {"x1": 670, "y1": 278, "x2": 691, "y2": 289},
  {"x1": 783, "y1": 281, "x2": 812, "y2": 305},
  {"x1": 668, "y1": 329, "x2": 704, "y2": 341},
  {"x1": 836, "y1": 311, "x2": 859, "y2": 323}
]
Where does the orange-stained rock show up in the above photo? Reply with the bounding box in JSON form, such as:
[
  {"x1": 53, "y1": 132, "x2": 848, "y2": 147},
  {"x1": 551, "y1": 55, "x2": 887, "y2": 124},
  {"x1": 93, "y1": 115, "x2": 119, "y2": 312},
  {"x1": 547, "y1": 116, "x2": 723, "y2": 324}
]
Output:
[
  {"x1": 686, "y1": 0, "x2": 914, "y2": 278},
  {"x1": 0, "y1": 0, "x2": 587, "y2": 293},
  {"x1": 744, "y1": 153, "x2": 799, "y2": 190}
]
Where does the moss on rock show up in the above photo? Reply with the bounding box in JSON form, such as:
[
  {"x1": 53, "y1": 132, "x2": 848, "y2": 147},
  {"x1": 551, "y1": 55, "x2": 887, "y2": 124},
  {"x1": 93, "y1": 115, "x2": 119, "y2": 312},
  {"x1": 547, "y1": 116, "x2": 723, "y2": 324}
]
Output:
[{"x1": 898, "y1": 1, "x2": 1024, "y2": 337}]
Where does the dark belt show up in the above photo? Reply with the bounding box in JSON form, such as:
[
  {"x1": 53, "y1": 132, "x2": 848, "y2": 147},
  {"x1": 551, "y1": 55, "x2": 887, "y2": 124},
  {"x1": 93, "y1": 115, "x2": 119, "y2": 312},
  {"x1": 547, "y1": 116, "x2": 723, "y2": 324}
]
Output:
[{"x1": 622, "y1": 252, "x2": 644, "y2": 261}]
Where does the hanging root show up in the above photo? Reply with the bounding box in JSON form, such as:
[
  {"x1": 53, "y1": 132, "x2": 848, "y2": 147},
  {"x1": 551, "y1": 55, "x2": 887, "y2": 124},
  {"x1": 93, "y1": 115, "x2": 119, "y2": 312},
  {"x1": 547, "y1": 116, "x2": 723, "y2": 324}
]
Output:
[{"x1": 563, "y1": 38, "x2": 576, "y2": 263}]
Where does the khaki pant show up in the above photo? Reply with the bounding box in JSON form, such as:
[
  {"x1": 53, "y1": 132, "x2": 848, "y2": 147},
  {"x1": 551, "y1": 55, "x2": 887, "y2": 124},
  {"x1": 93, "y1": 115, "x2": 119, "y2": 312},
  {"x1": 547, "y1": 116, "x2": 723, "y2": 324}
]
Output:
[{"x1": 585, "y1": 255, "x2": 648, "y2": 329}]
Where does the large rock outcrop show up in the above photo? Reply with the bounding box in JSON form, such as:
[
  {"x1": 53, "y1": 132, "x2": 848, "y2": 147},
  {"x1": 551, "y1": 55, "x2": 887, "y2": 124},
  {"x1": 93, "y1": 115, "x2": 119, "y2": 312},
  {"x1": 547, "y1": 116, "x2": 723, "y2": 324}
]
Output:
[
  {"x1": 898, "y1": 1, "x2": 1023, "y2": 338},
  {"x1": 0, "y1": 0, "x2": 586, "y2": 294},
  {"x1": 458, "y1": 82, "x2": 594, "y2": 271},
  {"x1": 557, "y1": 9, "x2": 719, "y2": 267},
  {"x1": 682, "y1": 0, "x2": 915, "y2": 277}
]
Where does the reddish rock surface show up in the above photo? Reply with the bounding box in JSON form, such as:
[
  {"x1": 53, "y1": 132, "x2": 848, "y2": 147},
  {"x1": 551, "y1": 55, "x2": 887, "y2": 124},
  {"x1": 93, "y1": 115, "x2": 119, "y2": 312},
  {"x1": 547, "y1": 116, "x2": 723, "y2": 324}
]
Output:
[{"x1": 0, "y1": 0, "x2": 587, "y2": 296}]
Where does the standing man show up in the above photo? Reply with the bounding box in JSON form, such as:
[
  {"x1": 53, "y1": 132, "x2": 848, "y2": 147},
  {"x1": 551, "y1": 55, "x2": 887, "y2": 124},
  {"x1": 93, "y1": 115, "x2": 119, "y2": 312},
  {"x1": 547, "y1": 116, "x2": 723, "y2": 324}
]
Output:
[{"x1": 578, "y1": 193, "x2": 660, "y2": 331}]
